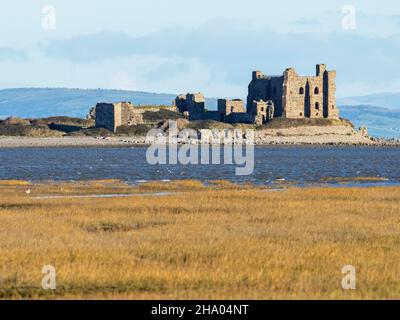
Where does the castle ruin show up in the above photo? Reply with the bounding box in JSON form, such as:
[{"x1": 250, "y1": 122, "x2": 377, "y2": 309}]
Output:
[
  {"x1": 173, "y1": 93, "x2": 220, "y2": 121},
  {"x1": 94, "y1": 64, "x2": 340, "y2": 132},
  {"x1": 174, "y1": 64, "x2": 339, "y2": 125},
  {"x1": 248, "y1": 64, "x2": 339, "y2": 119}
]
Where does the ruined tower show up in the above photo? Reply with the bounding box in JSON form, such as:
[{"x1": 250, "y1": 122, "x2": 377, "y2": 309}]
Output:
[
  {"x1": 95, "y1": 103, "x2": 123, "y2": 132},
  {"x1": 246, "y1": 71, "x2": 284, "y2": 117},
  {"x1": 247, "y1": 64, "x2": 339, "y2": 119}
]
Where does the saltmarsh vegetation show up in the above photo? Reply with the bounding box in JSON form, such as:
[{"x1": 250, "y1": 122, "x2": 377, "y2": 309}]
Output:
[{"x1": 0, "y1": 179, "x2": 399, "y2": 299}]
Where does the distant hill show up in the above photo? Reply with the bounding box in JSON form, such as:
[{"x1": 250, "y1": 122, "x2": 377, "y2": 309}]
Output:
[
  {"x1": 336, "y1": 92, "x2": 400, "y2": 138},
  {"x1": 0, "y1": 88, "x2": 399, "y2": 138},
  {"x1": 339, "y1": 105, "x2": 400, "y2": 138},
  {"x1": 0, "y1": 88, "x2": 219, "y2": 119},
  {"x1": 338, "y1": 93, "x2": 400, "y2": 110},
  {"x1": 0, "y1": 88, "x2": 178, "y2": 119}
]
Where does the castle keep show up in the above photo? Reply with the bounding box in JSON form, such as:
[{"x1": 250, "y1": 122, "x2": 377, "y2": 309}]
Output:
[{"x1": 248, "y1": 64, "x2": 338, "y2": 119}]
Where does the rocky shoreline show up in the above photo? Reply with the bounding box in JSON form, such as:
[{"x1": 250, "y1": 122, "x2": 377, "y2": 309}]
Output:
[{"x1": 1, "y1": 124, "x2": 399, "y2": 148}]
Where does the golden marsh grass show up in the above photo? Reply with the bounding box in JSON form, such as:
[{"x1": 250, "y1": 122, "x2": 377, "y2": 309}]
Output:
[{"x1": 0, "y1": 180, "x2": 399, "y2": 299}]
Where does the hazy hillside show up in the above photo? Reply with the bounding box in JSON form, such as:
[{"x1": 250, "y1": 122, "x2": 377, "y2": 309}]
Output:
[
  {"x1": 0, "y1": 88, "x2": 178, "y2": 119},
  {"x1": 336, "y1": 92, "x2": 400, "y2": 138},
  {"x1": 339, "y1": 105, "x2": 400, "y2": 138},
  {"x1": 0, "y1": 88, "x2": 399, "y2": 138},
  {"x1": 0, "y1": 88, "x2": 219, "y2": 119},
  {"x1": 338, "y1": 93, "x2": 400, "y2": 110},
  {"x1": 336, "y1": 93, "x2": 400, "y2": 138}
]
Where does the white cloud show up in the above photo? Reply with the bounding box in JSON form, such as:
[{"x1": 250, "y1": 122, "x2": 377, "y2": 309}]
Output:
[
  {"x1": 109, "y1": 72, "x2": 138, "y2": 91},
  {"x1": 1, "y1": 12, "x2": 400, "y2": 99}
]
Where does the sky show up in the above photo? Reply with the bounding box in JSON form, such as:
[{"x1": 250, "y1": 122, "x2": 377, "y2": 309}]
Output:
[{"x1": 1, "y1": 0, "x2": 400, "y2": 98}]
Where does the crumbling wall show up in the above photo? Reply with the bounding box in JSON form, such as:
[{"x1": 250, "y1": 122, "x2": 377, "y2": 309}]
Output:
[
  {"x1": 187, "y1": 93, "x2": 205, "y2": 121},
  {"x1": 225, "y1": 112, "x2": 254, "y2": 124},
  {"x1": 173, "y1": 93, "x2": 206, "y2": 121},
  {"x1": 199, "y1": 111, "x2": 221, "y2": 121},
  {"x1": 95, "y1": 102, "x2": 177, "y2": 132},
  {"x1": 95, "y1": 103, "x2": 121, "y2": 132},
  {"x1": 173, "y1": 94, "x2": 188, "y2": 113},
  {"x1": 252, "y1": 100, "x2": 268, "y2": 125},
  {"x1": 218, "y1": 99, "x2": 245, "y2": 122},
  {"x1": 247, "y1": 72, "x2": 284, "y2": 117}
]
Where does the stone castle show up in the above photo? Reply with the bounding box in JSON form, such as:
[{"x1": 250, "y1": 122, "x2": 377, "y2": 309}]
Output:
[
  {"x1": 173, "y1": 64, "x2": 339, "y2": 125},
  {"x1": 95, "y1": 64, "x2": 340, "y2": 131}
]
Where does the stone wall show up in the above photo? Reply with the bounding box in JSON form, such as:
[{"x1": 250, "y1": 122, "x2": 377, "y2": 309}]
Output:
[
  {"x1": 95, "y1": 102, "x2": 177, "y2": 132},
  {"x1": 173, "y1": 94, "x2": 188, "y2": 113},
  {"x1": 95, "y1": 103, "x2": 122, "y2": 132},
  {"x1": 218, "y1": 99, "x2": 245, "y2": 122},
  {"x1": 173, "y1": 93, "x2": 206, "y2": 121},
  {"x1": 200, "y1": 111, "x2": 221, "y2": 121},
  {"x1": 247, "y1": 72, "x2": 284, "y2": 117},
  {"x1": 186, "y1": 93, "x2": 206, "y2": 121},
  {"x1": 225, "y1": 112, "x2": 254, "y2": 124},
  {"x1": 253, "y1": 101, "x2": 268, "y2": 125}
]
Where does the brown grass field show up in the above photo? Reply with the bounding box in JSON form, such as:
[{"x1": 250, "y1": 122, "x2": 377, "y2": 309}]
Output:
[{"x1": 0, "y1": 179, "x2": 399, "y2": 299}]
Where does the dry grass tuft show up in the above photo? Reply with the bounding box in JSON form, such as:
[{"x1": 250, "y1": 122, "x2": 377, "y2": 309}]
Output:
[
  {"x1": 137, "y1": 179, "x2": 205, "y2": 192},
  {"x1": 323, "y1": 176, "x2": 390, "y2": 182},
  {"x1": 0, "y1": 180, "x2": 31, "y2": 186}
]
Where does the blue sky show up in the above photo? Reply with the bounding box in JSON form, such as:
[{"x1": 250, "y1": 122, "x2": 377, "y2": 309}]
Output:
[{"x1": 1, "y1": 0, "x2": 400, "y2": 98}]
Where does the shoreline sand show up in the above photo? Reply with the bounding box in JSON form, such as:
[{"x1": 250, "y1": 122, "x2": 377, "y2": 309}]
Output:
[{"x1": 0, "y1": 135, "x2": 399, "y2": 148}]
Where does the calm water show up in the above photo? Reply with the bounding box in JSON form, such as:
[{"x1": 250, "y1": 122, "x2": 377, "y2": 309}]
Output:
[{"x1": 0, "y1": 146, "x2": 399, "y2": 186}]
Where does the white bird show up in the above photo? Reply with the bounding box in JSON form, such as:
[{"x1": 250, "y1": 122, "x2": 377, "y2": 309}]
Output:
[{"x1": 25, "y1": 189, "x2": 31, "y2": 195}]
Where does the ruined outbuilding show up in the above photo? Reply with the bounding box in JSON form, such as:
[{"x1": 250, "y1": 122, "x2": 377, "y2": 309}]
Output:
[
  {"x1": 94, "y1": 102, "x2": 176, "y2": 132},
  {"x1": 173, "y1": 93, "x2": 220, "y2": 121},
  {"x1": 218, "y1": 99, "x2": 245, "y2": 122}
]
